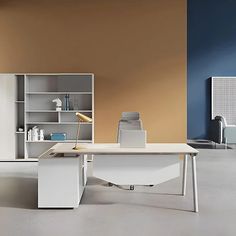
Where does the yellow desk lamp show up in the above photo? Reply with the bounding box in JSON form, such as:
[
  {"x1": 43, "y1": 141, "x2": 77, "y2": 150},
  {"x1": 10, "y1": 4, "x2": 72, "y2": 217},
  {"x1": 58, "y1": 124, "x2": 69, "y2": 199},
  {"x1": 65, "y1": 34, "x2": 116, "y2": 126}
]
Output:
[{"x1": 73, "y1": 112, "x2": 92, "y2": 150}]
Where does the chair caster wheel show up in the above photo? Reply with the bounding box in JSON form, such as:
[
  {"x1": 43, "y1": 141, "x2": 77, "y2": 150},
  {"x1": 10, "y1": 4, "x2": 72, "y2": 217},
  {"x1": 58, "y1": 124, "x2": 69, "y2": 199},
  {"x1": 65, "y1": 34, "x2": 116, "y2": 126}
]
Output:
[
  {"x1": 130, "y1": 185, "x2": 134, "y2": 190},
  {"x1": 108, "y1": 182, "x2": 113, "y2": 187}
]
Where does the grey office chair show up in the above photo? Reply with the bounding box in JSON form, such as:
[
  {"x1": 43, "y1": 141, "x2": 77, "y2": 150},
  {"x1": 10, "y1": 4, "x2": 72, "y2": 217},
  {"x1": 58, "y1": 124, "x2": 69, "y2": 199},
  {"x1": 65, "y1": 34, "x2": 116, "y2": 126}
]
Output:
[
  {"x1": 93, "y1": 111, "x2": 179, "y2": 190},
  {"x1": 116, "y1": 112, "x2": 144, "y2": 190}
]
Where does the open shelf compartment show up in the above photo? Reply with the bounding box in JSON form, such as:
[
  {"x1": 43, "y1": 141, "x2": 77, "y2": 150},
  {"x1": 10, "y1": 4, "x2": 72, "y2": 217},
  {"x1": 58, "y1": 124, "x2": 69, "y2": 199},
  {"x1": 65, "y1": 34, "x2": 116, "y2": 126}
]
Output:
[{"x1": 25, "y1": 74, "x2": 92, "y2": 93}]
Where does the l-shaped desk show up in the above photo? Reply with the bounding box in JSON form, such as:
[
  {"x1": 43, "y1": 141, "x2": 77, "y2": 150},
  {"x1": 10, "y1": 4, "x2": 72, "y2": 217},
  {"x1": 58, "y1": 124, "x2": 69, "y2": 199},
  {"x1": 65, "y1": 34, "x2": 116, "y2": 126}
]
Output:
[{"x1": 38, "y1": 143, "x2": 199, "y2": 212}]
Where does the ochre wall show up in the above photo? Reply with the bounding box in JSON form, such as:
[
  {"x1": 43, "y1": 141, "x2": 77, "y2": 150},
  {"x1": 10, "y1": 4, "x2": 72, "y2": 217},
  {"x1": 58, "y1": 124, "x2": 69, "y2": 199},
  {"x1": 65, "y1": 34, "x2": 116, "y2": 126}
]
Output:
[{"x1": 0, "y1": 0, "x2": 186, "y2": 142}]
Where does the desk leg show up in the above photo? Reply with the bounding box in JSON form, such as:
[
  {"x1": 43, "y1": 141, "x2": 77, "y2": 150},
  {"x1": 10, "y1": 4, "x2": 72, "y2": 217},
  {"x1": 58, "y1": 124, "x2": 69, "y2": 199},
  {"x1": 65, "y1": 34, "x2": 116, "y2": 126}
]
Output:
[
  {"x1": 191, "y1": 154, "x2": 199, "y2": 212},
  {"x1": 182, "y1": 154, "x2": 188, "y2": 196}
]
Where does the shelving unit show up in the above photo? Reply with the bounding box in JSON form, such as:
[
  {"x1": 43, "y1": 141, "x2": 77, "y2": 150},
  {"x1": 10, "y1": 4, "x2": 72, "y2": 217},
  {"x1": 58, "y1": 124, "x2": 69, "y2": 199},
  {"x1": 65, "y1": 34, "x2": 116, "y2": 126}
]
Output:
[
  {"x1": 0, "y1": 73, "x2": 94, "y2": 160},
  {"x1": 15, "y1": 75, "x2": 25, "y2": 159}
]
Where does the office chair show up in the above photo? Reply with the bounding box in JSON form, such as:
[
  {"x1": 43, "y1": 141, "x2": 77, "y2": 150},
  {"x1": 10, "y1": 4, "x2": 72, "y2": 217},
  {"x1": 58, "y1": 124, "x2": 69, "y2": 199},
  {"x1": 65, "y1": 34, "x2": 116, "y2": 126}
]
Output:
[
  {"x1": 93, "y1": 112, "x2": 180, "y2": 191},
  {"x1": 116, "y1": 112, "x2": 145, "y2": 190}
]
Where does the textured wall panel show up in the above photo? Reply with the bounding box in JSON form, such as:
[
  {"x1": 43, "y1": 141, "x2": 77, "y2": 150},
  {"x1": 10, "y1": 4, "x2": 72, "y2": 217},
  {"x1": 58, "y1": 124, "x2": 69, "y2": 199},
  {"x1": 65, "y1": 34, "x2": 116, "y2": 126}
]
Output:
[{"x1": 212, "y1": 77, "x2": 236, "y2": 125}]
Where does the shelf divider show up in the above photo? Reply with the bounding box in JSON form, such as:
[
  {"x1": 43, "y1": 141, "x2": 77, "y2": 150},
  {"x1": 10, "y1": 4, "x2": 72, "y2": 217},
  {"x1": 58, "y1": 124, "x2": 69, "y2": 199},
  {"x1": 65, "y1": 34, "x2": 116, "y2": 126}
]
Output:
[{"x1": 26, "y1": 92, "x2": 92, "y2": 95}]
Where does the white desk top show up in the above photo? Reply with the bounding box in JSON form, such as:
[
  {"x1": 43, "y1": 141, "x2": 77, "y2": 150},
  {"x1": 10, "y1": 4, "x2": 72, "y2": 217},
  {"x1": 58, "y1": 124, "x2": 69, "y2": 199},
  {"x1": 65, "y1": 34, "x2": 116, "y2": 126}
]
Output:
[{"x1": 40, "y1": 143, "x2": 198, "y2": 158}]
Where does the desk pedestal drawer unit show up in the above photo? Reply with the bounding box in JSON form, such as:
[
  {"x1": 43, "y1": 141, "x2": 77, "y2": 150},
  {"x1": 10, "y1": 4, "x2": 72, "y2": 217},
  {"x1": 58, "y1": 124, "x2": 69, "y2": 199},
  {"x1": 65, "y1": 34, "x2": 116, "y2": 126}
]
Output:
[{"x1": 38, "y1": 153, "x2": 87, "y2": 208}]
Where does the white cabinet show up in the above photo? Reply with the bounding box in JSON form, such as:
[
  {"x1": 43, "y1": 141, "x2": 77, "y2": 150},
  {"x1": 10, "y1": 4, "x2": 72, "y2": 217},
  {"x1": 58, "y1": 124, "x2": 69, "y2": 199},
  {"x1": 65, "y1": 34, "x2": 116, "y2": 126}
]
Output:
[
  {"x1": 0, "y1": 74, "x2": 16, "y2": 160},
  {"x1": 0, "y1": 73, "x2": 94, "y2": 160},
  {"x1": 38, "y1": 154, "x2": 87, "y2": 208}
]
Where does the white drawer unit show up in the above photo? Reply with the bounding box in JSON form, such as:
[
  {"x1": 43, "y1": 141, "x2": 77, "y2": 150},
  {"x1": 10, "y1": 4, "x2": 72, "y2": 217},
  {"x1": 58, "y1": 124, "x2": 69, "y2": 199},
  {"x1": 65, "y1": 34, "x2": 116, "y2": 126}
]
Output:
[{"x1": 38, "y1": 154, "x2": 87, "y2": 208}]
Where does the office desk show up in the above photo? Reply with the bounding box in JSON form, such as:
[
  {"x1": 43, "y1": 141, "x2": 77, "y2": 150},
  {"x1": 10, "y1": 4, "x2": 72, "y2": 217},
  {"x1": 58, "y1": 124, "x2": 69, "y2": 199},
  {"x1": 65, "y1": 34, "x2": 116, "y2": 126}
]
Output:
[{"x1": 39, "y1": 143, "x2": 199, "y2": 212}]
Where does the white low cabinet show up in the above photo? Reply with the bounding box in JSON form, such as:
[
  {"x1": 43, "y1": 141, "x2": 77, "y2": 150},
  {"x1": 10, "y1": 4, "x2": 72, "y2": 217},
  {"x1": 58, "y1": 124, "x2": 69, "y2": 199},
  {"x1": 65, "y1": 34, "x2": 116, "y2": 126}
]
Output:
[{"x1": 38, "y1": 155, "x2": 87, "y2": 208}]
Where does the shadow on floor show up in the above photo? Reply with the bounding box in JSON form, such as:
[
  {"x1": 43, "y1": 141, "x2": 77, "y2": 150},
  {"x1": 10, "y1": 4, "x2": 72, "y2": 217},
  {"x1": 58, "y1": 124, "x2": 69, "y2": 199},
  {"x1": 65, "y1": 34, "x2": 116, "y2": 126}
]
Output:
[
  {"x1": 86, "y1": 176, "x2": 107, "y2": 186},
  {"x1": 0, "y1": 176, "x2": 191, "y2": 212},
  {"x1": 84, "y1": 177, "x2": 191, "y2": 212},
  {"x1": 0, "y1": 177, "x2": 38, "y2": 209},
  {"x1": 187, "y1": 139, "x2": 235, "y2": 149}
]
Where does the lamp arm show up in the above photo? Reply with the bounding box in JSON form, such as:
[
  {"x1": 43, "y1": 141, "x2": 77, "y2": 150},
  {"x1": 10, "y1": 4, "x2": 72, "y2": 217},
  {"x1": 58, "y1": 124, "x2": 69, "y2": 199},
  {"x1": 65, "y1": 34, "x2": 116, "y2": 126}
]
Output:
[
  {"x1": 73, "y1": 112, "x2": 92, "y2": 150},
  {"x1": 73, "y1": 119, "x2": 81, "y2": 150}
]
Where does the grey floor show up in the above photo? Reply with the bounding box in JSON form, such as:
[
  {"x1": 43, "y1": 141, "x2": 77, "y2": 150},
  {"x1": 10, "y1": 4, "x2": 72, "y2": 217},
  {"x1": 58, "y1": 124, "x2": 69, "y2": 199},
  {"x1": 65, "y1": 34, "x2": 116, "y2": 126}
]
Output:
[{"x1": 0, "y1": 149, "x2": 236, "y2": 236}]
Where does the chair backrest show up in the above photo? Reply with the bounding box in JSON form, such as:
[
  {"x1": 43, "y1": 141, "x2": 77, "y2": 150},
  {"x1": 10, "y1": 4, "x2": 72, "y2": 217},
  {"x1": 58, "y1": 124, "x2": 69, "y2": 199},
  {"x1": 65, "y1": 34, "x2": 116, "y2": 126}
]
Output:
[
  {"x1": 120, "y1": 130, "x2": 146, "y2": 148},
  {"x1": 117, "y1": 112, "x2": 143, "y2": 142},
  {"x1": 121, "y1": 112, "x2": 140, "y2": 120}
]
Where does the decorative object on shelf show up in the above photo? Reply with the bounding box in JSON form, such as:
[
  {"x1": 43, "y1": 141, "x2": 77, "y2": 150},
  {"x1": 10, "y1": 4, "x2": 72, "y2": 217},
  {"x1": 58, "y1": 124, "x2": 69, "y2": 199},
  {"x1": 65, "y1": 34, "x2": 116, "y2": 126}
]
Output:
[
  {"x1": 52, "y1": 98, "x2": 62, "y2": 111},
  {"x1": 39, "y1": 129, "x2": 44, "y2": 141},
  {"x1": 69, "y1": 98, "x2": 74, "y2": 110},
  {"x1": 73, "y1": 112, "x2": 92, "y2": 150},
  {"x1": 73, "y1": 96, "x2": 79, "y2": 110},
  {"x1": 27, "y1": 129, "x2": 32, "y2": 141},
  {"x1": 64, "y1": 94, "x2": 70, "y2": 111},
  {"x1": 28, "y1": 126, "x2": 39, "y2": 141},
  {"x1": 50, "y1": 133, "x2": 67, "y2": 141},
  {"x1": 18, "y1": 127, "x2": 24, "y2": 132},
  {"x1": 32, "y1": 126, "x2": 39, "y2": 141}
]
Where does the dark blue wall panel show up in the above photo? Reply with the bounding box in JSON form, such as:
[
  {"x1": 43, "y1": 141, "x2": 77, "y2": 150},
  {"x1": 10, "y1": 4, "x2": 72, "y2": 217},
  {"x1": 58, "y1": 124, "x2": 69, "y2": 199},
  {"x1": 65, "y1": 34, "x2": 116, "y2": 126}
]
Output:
[{"x1": 188, "y1": 0, "x2": 236, "y2": 139}]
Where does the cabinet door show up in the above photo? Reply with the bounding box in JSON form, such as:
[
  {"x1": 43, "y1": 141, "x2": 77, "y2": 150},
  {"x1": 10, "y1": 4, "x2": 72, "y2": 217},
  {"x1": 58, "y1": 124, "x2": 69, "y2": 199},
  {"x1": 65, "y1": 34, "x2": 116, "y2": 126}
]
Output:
[{"x1": 0, "y1": 74, "x2": 16, "y2": 159}]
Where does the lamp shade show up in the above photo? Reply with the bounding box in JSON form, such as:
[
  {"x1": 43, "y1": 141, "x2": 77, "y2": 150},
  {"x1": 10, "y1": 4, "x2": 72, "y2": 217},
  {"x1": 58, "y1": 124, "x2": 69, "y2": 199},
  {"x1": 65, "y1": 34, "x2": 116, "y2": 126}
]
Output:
[{"x1": 76, "y1": 112, "x2": 92, "y2": 122}]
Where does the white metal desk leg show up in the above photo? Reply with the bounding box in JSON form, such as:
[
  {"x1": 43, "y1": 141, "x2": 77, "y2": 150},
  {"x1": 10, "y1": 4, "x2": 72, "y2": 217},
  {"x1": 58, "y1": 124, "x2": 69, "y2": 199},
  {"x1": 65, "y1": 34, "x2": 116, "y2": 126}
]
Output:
[
  {"x1": 182, "y1": 154, "x2": 188, "y2": 196},
  {"x1": 191, "y1": 154, "x2": 199, "y2": 212}
]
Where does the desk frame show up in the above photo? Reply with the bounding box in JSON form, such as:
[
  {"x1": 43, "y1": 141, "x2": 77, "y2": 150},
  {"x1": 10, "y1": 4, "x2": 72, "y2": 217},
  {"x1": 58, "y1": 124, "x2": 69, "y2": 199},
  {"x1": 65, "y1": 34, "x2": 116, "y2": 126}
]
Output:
[
  {"x1": 39, "y1": 143, "x2": 199, "y2": 212},
  {"x1": 182, "y1": 154, "x2": 198, "y2": 212}
]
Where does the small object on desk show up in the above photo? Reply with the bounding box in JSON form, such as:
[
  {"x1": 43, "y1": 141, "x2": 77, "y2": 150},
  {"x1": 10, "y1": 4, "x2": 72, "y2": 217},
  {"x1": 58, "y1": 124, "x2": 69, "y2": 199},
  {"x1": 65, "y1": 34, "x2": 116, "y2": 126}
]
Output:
[
  {"x1": 18, "y1": 127, "x2": 24, "y2": 132},
  {"x1": 50, "y1": 133, "x2": 67, "y2": 141}
]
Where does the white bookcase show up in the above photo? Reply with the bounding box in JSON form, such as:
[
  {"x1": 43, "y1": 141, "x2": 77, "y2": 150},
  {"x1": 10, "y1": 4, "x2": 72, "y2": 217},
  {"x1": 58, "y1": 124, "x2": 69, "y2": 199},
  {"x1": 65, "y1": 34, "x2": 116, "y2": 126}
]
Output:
[{"x1": 0, "y1": 73, "x2": 94, "y2": 161}]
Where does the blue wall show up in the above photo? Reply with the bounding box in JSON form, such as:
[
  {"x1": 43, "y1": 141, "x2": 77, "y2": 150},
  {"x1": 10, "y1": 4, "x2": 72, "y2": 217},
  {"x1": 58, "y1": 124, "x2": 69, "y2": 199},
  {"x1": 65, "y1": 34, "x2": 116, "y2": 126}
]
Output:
[{"x1": 188, "y1": 0, "x2": 236, "y2": 139}]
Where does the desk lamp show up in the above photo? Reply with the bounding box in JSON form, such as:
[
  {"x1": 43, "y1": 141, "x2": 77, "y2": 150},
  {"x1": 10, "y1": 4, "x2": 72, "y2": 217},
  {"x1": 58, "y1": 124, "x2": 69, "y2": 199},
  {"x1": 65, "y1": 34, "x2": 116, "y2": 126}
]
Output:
[{"x1": 73, "y1": 112, "x2": 92, "y2": 150}]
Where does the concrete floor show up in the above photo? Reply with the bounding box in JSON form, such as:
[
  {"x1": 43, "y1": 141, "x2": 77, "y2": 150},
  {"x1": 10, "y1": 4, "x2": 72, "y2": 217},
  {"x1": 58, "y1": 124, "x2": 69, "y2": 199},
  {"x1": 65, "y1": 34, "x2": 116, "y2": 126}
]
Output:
[{"x1": 0, "y1": 149, "x2": 236, "y2": 236}]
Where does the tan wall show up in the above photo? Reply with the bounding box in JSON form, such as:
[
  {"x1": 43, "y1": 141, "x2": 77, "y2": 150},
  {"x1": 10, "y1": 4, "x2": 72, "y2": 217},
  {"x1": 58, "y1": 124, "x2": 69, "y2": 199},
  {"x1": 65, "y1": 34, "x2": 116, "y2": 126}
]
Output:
[{"x1": 0, "y1": 0, "x2": 186, "y2": 142}]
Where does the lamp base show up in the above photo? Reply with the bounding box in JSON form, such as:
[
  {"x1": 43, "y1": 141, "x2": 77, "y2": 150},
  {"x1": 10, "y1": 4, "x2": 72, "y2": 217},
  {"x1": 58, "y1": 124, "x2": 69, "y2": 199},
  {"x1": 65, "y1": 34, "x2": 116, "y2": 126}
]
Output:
[
  {"x1": 72, "y1": 146, "x2": 80, "y2": 150},
  {"x1": 72, "y1": 145, "x2": 85, "y2": 150}
]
